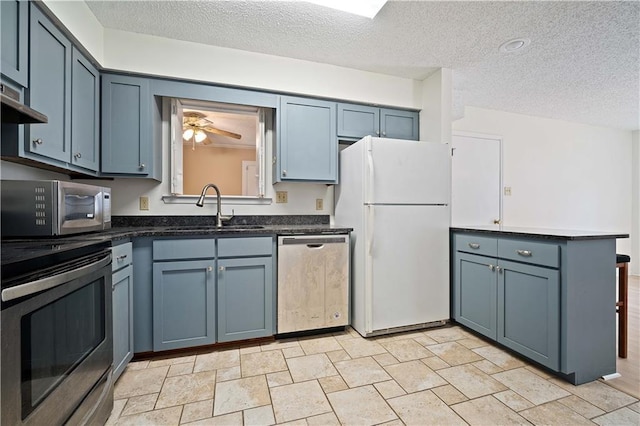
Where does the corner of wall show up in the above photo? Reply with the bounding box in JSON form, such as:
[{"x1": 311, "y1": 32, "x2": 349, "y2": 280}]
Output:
[
  {"x1": 419, "y1": 68, "x2": 453, "y2": 144},
  {"x1": 631, "y1": 130, "x2": 640, "y2": 275}
]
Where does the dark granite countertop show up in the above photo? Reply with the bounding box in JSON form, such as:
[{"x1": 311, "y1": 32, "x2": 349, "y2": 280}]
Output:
[{"x1": 450, "y1": 225, "x2": 629, "y2": 241}]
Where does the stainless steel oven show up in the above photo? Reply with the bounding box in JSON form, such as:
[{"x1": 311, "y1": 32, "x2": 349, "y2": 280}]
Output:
[
  {"x1": 1, "y1": 180, "x2": 111, "y2": 237},
  {"x1": 1, "y1": 241, "x2": 113, "y2": 425}
]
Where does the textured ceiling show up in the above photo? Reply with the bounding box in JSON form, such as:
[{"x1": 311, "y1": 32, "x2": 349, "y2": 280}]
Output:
[{"x1": 85, "y1": 0, "x2": 640, "y2": 130}]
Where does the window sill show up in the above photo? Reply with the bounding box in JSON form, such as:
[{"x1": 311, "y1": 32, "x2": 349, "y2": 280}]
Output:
[{"x1": 162, "y1": 195, "x2": 272, "y2": 205}]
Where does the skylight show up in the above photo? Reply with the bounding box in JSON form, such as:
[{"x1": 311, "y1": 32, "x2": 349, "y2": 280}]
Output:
[{"x1": 306, "y1": 0, "x2": 388, "y2": 19}]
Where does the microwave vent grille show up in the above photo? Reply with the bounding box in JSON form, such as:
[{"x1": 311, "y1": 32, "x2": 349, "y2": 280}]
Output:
[{"x1": 34, "y1": 186, "x2": 47, "y2": 226}]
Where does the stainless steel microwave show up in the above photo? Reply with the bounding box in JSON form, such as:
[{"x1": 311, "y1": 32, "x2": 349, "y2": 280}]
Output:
[{"x1": 1, "y1": 180, "x2": 111, "y2": 237}]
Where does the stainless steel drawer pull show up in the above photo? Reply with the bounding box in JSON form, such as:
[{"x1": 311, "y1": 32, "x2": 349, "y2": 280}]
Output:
[
  {"x1": 33, "y1": 138, "x2": 43, "y2": 145},
  {"x1": 116, "y1": 254, "x2": 128, "y2": 261},
  {"x1": 488, "y1": 264, "x2": 495, "y2": 271},
  {"x1": 468, "y1": 243, "x2": 480, "y2": 249},
  {"x1": 516, "y1": 250, "x2": 533, "y2": 257}
]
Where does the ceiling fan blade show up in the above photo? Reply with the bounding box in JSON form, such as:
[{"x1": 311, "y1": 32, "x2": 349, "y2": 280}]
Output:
[
  {"x1": 202, "y1": 136, "x2": 212, "y2": 145},
  {"x1": 183, "y1": 111, "x2": 206, "y2": 119},
  {"x1": 203, "y1": 126, "x2": 242, "y2": 140}
]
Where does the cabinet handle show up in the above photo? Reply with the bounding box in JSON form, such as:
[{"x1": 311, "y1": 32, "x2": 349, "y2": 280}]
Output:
[
  {"x1": 207, "y1": 266, "x2": 213, "y2": 272},
  {"x1": 516, "y1": 250, "x2": 533, "y2": 257},
  {"x1": 496, "y1": 266, "x2": 503, "y2": 273},
  {"x1": 488, "y1": 264, "x2": 495, "y2": 271},
  {"x1": 219, "y1": 266, "x2": 224, "y2": 271},
  {"x1": 468, "y1": 243, "x2": 480, "y2": 249},
  {"x1": 493, "y1": 219, "x2": 501, "y2": 224},
  {"x1": 282, "y1": 169, "x2": 287, "y2": 176},
  {"x1": 73, "y1": 152, "x2": 82, "y2": 159},
  {"x1": 33, "y1": 138, "x2": 43, "y2": 145},
  {"x1": 375, "y1": 130, "x2": 380, "y2": 136},
  {"x1": 116, "y1": 254, "x2": 128, "y2": 261},
  {"x1": 139, "y1": 163, "x2": 146, "y2": 170},
  {"x1": 382, "y1": 131, "x2": 386, "y2": 137}
]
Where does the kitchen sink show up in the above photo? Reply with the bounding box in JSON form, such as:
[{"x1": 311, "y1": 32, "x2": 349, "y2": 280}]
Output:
[{"x1": 164, "y1": 225, "x2": 265, "y2": 230}]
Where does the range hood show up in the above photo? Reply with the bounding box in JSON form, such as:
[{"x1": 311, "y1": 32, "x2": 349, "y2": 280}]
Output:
[{"x1": 1, "y1": 83, "x2": 47, "y2": 124}]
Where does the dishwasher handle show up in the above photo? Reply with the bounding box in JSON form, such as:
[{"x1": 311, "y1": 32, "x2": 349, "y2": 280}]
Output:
[{"x1": 280, "y1": 236, "x2": 347, "y2": 246}]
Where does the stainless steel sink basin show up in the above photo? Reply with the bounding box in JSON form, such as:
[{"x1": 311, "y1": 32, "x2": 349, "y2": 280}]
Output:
[{"x1": 164, "y1": 225, "x2": 264, "y2": 230}]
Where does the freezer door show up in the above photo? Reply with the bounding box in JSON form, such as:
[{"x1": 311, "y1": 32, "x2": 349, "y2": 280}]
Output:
[
  {"x1": 366, "y1": 205, "x2": 450, "y2": 332},
  {"x1": 365, "y1": 138, "x2": 450, "y2": 205}
]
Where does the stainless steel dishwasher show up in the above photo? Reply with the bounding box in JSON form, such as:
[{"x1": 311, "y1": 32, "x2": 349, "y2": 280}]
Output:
[{"x1": 277, "y1": 234, "x2": 350, "y2": 333}]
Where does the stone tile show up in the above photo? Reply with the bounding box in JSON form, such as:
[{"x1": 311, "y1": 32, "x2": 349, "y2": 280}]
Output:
[
  {"x1": 194, "y1": 349, "x2": 240, "y2": 373},
  {"x1": 379, "y1": 338, "x2": 434, "y2": 362},
  {"x1": 306, "y1": 412, "x2": 340, "y2": 426},
  {"x1": 126, "y1": 360, "x2": 150, "y2": 371},
  {"x1": 270, "y1": 380, "x2": 332, "y2": 423},
  {"x1": 328, "y1": 385, "x2": 397, "y2": 426},
  {"x1": 167, "y1": 362, "x2": 194, "y2": 377},
  {"x1": 276, "y1": 420, "x2": 308, "y2": 426},
  {"x1": 520, "y1": 401, "x2": 594, "y2": 425},
  {"x1": 388, "y1": 390, "x2": 466, "y2": 425},
  {"x1": 121, "y1": 393, "x2": 159, "y2": 416},
  {"x1": 114, "y1": 365, "x2": 169, "y2": 398},
  {"x1": 493, "y1": 390, "x2": 535, "y2": 411},
  {"x1": 260, "y1": 339, "x2": 300, "y2": 351},
  {"x1": 240, "y1": 345, "x2": 262, "y2": 355},
  {"x1": 373, "y1": 353, "x2": 399, "y2": 367},
  {"x1": 243, "y1": 405, "x2": 275, "y2": 426},
  {"x1": 115, "y1": 406, "x2": 182, "y2": 425},
  {"x1": 431, "y1": 384, "x2": 468, "y2": 405},
  {"x1": 629, "y1": 402, "x2": 640, "y2": 414},
  {"x1": 374, "y1": 380, "x2": 407, "y2": 399},
  {"x1": 564, "y1": 380, "x2": 639, "y2": 412},
  {"x1": 213, "y1": 375, "x2": 271, "y2": 416},
  {"x1": 413, "y1": 334, "x2": 439, "y2": 346},
  {"x1": 492, "y1": 368, "x2": 571, "y2": 405},
  {"x1": 318, "y1": 375, "x2": 348, "y2": 393},
  {"x1": 286, "y1": 353, "x2": 338, "y2": 382},
  {"x1": 282, "y1": 346, "x2": 305, "y2": 358},
  {"x1": 332, "y1": 327, "x2": 360, "y2": 341},
  {"x1": 593, "y1": 407, "x2": 640, "y2": 426},
  {"x1": 325, "y1": 349, "x2": 351, "y2": 363},
  {"x1": 298, "y1": 335, "x2": 343, "y2": 354},
  {"x1": 384, "y1": 360, "x2": 447, "y2": 393},
  {"x1": 558, "y1": 395, "x2": 606, "y2": 419},
  {"x1": 156, "y1": 371, "x2": 216, "y2": 408},
  {"x1": 457, "y1": 336, "x2": 490, "y2": 349},
  {"x1": 472, "y1": 345, "x2": 525, "y2": 370},
  {"x1": 424, "y1": 326, "x2": 471, "y2": 343},
  {"x1": 377, "y1": 420, "x2": 405, "y2": 426},
  {"x1": 426, "y1": 342, "x2": 483, "y2": 366},
  {"x1": 148, "y1": 355, "x2": 196, "y2": 368},
  {"x1": 472, "y1": 359, "x2": 503, "y2": 374},
  {"x1": 106, "y1": 399, "x2": 127, "y2": 425},
  {"x1": 216, "y1": 366, "x2": 241, "y2": 382},
  {"x1": 452, "y1": 395, "x2": 529, "y2": 425},
  {"x1": 333, "y1": 356, "x2": 392, "y2": 387},
  {"x1": 181, "y1": 399, "x2": 213, "y2": 424},
  {"x1": 185, "y1": 411, "x2": 242, "y2": 425},
  {"x1": 525, "y1": 365, "x2": 553, "y2": 379},
  {"x1": 338, "y1": 337, "x2": 388, "y2": 358},
  {"x1": 437, "y1": 364, "x2": 507, "y2": 399},
  {"x1": 266, "y1": 371, "x2": 293, "y2": 388},
  {"x1": 241, "y1": 350, "x2": 288, "y2": 377},
  {"x1": 421, "y1": 356, "x2": 450, "y2": 370}
]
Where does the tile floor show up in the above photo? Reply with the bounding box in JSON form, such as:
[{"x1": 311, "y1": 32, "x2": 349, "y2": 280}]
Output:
[{"x1": 106, "y1": 325, "x2": 639, "y2": 425}]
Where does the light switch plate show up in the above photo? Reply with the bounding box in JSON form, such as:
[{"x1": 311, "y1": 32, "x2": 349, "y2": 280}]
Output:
[
  {"x1": 139, "y1": 196, "x2": 150, "y2": 210},
  {"x1": 504, "y1": 186, "x2": 512, "y2": 196},
  {"x1": 316, "y1": 199, "x2": 324, "y2": 210}
]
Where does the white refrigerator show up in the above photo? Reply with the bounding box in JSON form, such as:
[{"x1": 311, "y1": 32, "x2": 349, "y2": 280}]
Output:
[{"x1": 335, "y1": 136, "x2": 450, "y2": 337}]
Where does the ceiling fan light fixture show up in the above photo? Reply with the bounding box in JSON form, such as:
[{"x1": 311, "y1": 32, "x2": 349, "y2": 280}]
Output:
[
  {"x1": 194, "y1": 130, "x2": 207, "y2": 143},
  {"x1": 306, "y1": 0, "x2": 387, "y2": 19},
  {"x1": 183, "y1": 128, "x2": 194, "y2": 140},
  {"x1": 499, "y1": 38, "x2": 531, "y2": 53}
]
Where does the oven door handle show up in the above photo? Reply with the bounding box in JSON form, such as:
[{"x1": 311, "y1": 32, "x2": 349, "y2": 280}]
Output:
[{"x1": 1, "y1": 253, "x2": 111, "y2": 302}]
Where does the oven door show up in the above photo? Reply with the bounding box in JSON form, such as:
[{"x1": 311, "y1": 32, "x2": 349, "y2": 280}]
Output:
[
  {"x1": 57, "y1": 181, "x2": 105, "y2": 235},
  {"x1": 1, "y1": 251, "x2": 113, "y2": 426}
]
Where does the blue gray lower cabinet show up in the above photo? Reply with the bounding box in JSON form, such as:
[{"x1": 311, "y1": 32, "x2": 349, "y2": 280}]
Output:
[
  {"x1": 152, "y1": 260, "x2": 216, "y2": 351},
  {"x1": 217, "y1": 257, "x2": 273, "y2": 342},
  {"x1": 452, "y1": 232, "x2": 616, "y2": 384},
  {"x1": 112, "y1": 264, "x2": 134, "y2": 380}
]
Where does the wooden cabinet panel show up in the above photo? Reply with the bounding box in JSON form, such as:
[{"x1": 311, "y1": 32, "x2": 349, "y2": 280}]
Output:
[
  {"x1": 1, "y1": 0, "x2": 28, "y2": 87},
  {"x1": 112, "y1": 264, "x2": 134, "y2": 380},
  {"x1": 380, "y1": 108, "x2": 419, "y2": 140},
  {"x1": 71, "y1": 47, "x2": 99, "y2": 172}
]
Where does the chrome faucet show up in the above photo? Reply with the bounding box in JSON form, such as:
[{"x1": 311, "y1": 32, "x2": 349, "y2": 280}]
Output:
[{"x1": 196, "y1": 183, "x2": 233, "y2": 227}]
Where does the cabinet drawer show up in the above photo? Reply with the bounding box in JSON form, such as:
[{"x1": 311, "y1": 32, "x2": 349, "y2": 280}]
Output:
[
  {"x1": 498, "y1": 239, "x2": 559, "y2": 268},
  {"x1": 153, "y1": 238, "x2": 215, "y2": 260},
  {"x1": 454, "y1": 234, "x2": 497, "y2": 257},
  {"x1": 111, "y1": 242, "x2": 132, "y2": 271},
  {"x1": 218, "y1": 237, "x2": 273, "y2": 258}
]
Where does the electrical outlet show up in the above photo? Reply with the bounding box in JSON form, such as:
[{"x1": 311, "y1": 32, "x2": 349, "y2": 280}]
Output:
[
  {"x1": 504, "y1": 186, "x2": 512, "y2": 196},
  {"x1": 276, "y1": 191, "x2": 288, "y2": 203},
  {"x1": 139, "y1": 196, "x2": 150, "y2": 210},
  {"x1": 316, "y1": 199, "x2": 324, "y2": 210}
]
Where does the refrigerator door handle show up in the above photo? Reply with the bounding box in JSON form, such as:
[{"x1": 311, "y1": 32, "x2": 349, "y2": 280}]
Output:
[
  {"x1": 367, "y1": 204, "x2": 375, "y2": 255},
  {"x1": 367, "y1": 145, "x2": 374, "y2": 204}
]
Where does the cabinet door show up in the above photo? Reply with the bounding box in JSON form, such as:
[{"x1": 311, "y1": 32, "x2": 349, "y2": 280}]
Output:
[
  {"x1": 337, "y1": 103, "x2": 379, "y2": 139},
  {"x1": 217, "y1": 257, "x2": 274, "y2": 342},
  {"x1": 497, "y1": 259, "x2": 560, "y2": 370},
  {"x1": 278, "y1": 96, "x2": 337, "y2": 183},
  {"x1": 153, "y1": 260, "x2": 216, "y2": 351},
  {"x1": 28, "y1": 5, "x2": 71, "y2": 162},
  {"x1": 380, "y1": 108, "x2": 419, "y2": 140},
  {"x1": 453, "y1": 252, "x2": 497, "y2": 339},
  {"x1": 112, "y1": 264, "x2": 133, "y2": 381},
  {"x1": 101, "y1": 74, "x2": 151, "y2": 175},
  {"x1": 71, "y1": 47, "x2": 99, "y2": 172},
  {"x1": 1, "y1": 0, "x2": 28, "y2": 87}
]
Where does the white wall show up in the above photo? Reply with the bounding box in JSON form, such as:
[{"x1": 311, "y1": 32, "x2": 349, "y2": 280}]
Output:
[
  {"x1": 632, "y1": 131, "x2": 639, "y2": 274},
  {"x1": 453, "y1": 107, "x2": 634, "y2": 261},
  {"x1": 420, "y1": 68, "x2": 453, "y2": 144},
  {"x1": 0, "y1": 161, "x2": 69, "y2": 181}
]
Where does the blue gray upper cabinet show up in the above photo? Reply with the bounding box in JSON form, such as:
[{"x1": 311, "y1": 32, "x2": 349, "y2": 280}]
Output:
[
  {"x1": 27, "y1": 4, "x2": 72, "y2": 163},
  {"x1": 71, "y1": 47, "x2": 99, "y2": 172},
  {"x1": 276, "y1": 96, "x2": 338, "y2": 183},
  {"x1": 101, "y1": 74, "x2": 152, "y2": 176},
  {"x1": 1, "y1": 0, "x2": 28, "y2": 87},
  {"x1": 337, "y1": 103, "x2": 419, "y2": 141}
]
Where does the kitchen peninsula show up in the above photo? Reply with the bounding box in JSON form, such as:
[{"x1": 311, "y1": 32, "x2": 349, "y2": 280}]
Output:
[{"x1": 451, "y1": 226, "x2": 629, "y2": 385}]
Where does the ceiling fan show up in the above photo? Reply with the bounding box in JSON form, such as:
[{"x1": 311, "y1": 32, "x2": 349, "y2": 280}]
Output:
[{"x1": 182, "y1": 111, "x2": 241, "y2": 148}]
